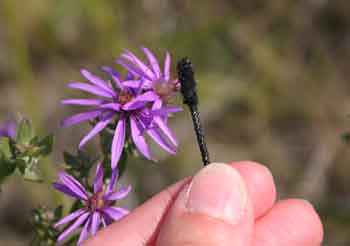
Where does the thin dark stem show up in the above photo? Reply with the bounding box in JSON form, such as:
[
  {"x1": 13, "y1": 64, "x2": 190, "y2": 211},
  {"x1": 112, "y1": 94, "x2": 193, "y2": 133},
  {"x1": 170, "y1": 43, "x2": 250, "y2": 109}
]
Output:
[{"x1": 189, "y1": 105, "x2": 210, "y2": 165}]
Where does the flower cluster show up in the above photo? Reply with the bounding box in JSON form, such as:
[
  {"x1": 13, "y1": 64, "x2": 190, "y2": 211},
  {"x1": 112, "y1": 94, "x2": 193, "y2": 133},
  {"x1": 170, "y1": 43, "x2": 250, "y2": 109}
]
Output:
[
  {"x1": 53, "y1": 163, "x2": 131, "y2": 244},
  {"x1": 61, "y1": 48, "x2": 181, "y2": 169},
  {"x1": 52, "y1": 48, "x2": 181, "y2": 244}
]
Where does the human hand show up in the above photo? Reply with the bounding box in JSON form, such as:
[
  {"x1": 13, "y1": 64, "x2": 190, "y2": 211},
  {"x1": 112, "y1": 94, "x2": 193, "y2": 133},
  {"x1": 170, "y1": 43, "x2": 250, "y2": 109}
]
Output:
[{"x1": 84, "y1": 161, "x2": 323, "y2": 246}]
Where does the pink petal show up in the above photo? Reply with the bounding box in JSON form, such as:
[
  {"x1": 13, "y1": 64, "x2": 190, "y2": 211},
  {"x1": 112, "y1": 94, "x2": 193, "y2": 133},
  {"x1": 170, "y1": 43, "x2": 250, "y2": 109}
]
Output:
[
  {"x1": 111, "y1": 118, "x2": 126, "y2": 169},
  {"x1": 106, "y1": 168, "x2": 119, "y2": 194},
  {"x1": 130, "y1": 116, "x2": 152, "y2": 160},
  {"x1": 105, "y1": 185, "x2": 132, "y2": 201},
  {"x1": 77, "y1": 216, "x2": 91, "y2": 245},
  {"x1": 57, "y1": 212, "x2": 90, "y2": 242},
  {"x1": 90, "y1": 211, "x2": 101, "y2": 236},
  {"x1": 54, "y1": 209, "x2": 87, "y2": 228},
  {"x1": 61, "y1": 99, "x2": 105, "y2": 106},
  {"x1": 101, "y1": 66, "x2": 125, "y2": 90},
  {"x1": 121, "y1": 51, "x2": 155, "y2": 79},
  {"x1": 147, "y1": 127, "x2": 176, "y2": 154},
  {"x1": 81, "y1": 69, "x2": 116, "y2": 96},
  {"x1": 141, "y1": 47, "x2": 161, "y2": 78},
  {"x1": 115, "y1": 59, "x2": 152, "y2": 80},
  {"x1": 60, "y1": 109, "x2": 105, "y2": 128},
  {"x1": 93, "y1": 163, "x2": 104, "y2": 193},
  {"x1": 78, "y1": 113, "x2": 114, "y2": 149},
  {"x1": 67, "y1": 82, "x2": 113, "y2": 98},
  {"x1": 100, "y1": 103, "x2": 121, "y2": 111},
  {"x1": 53, "y1": 183, "x2": 84, "y2": 200},
  {"x1": 154, "y1": 116, "x2": 178, "y2": 146},
  {"x1": 122, "y1": 91, "x2": 159, "y2": 111},
  {"x1": 101, "y1": 207, "x2": 129, "y2": 221},
  {"x1": 164, "y1": 51, "x2": 171, "y2": 81},
  {"x1": 58, "y1": 172, "x2": 88, "y2": 200}
]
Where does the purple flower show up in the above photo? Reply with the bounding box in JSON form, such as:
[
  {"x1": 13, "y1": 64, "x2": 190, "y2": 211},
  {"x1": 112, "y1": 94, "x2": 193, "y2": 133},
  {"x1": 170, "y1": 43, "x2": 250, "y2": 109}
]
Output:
[
  {"x1": 0, "y1": 120, "x2": 16, "y2": 139},
  {"x1": 61, "y1": 54, "x2": 182, "y2": 168},
  {"x1": 53, "y1": 164, "x2": 131, "y2": 244},
  {"x1": 117, "y1": 47, "x2": 180, "y2": 101}
]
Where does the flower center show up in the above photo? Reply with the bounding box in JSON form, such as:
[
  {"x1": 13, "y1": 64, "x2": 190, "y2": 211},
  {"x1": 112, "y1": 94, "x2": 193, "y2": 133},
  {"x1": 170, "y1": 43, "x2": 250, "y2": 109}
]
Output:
[
  {"x1": 154, "y1": 80, "x2": 176, "y2": 99},
  {"x1": 118, "y1": 91, "x2": 134, "y2": 105},
  {"x1": 89, "y1": 191, "x2": 105, "y2": 211}
]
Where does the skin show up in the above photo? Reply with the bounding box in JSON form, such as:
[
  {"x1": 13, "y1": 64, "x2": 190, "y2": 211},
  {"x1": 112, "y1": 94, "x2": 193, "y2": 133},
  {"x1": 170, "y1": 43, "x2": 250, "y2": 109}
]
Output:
[{"x1": 84, "y1": 161, "x2": 323, "y2": 246}]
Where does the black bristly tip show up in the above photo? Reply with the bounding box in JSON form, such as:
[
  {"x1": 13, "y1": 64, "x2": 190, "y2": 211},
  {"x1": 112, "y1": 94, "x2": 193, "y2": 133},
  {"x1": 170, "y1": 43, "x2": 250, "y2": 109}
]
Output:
[
  {"x1": 177, "y1": 57, "x2": 198, "y2": 106},
  {"x1": 177, "y1": 57, "x2": 210, "y2": 166}
]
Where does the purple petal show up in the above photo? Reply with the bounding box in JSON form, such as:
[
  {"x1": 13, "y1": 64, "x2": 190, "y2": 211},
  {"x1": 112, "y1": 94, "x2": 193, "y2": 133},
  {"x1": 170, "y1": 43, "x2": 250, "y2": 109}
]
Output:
[
  {"x1": 78, "y1": 113, "x2": 114, "y2": 149},
  {"x1": 122, "y1": 91, "x2": 159, "y2": 111},
  {"x1": 106, "y1": 168, "x2": 119, "y2": 194},
  {"x1": 111, "y1": 118, "x2": 126, "y2": 169},
  {"x1": 164, "y1": 51, "x2": 171, "y2": 81},
  {"x1": 101, "y1": 213, "x2": 113, "y2": 227},
  {"x1": 152, "y1": 98, "x2": 163, "y2": 110},
  {"x1": 141, "y1": 47, "x2": 161, "y2": 78},
  {"x1": 60, "y1": 109, "x2": 105, "y2": 128},
  {"x1": 90, "y1": 211, "x2": 101, "y2": 236},
  {"x1": 101, "y1": 207, "x2": 129, "y2": 221},
  {"x1": 0, "y1": 121, "x2": 16, "y2": 139},
  {"x1": 93, "y1": 163, "x2": 104, "y2": 194},
  {"x1": 58, "y1": 172, "x2": 88, "y2": 200},
  {"x1": 61, "y1": 99, "x2": 105, "y2": 106},
  {"x1": 53, "y1": 183, "x2": 84, "y2": 200},
  {"x1": 78, "y1": 216, "x2": 91, "y2": 245},
  {"x1": 147, "y1": 128, "x2": 176, "y2": 154},
  {"x1": 121, "y1": 51, "x2": 155, "y2": 79},
  {"x1": 54, "y1": 209, "x2": 87, "y2": 228},
  {"x1": 130, "y1": 116, "x2": 152, "y2": 160},
  {"x1": 67, "y1": 82, "x2": 114, "y2": 98},
  {"x1": 57, "y1": 212, "x2": 90, "y2": 242},
  {"x1": 115, "y1": 59, "x2": 152, "y2": 81},
  {"x1": 153, "y1": 117, "x2": 178, "y2": 146},
  {"x1": 105, "y1": 185, "x2": 132, "y2": 201},
  {"x1": 81, "y1": 69, "x2": 116, "y2": 96},
  {"x1": 100, "y1": 103, "x2": 121, "y2": 111},
  {"x1": 122, "y1": 79, "x2": 152, "y2": 89},
  {"x1": 138, "y1": 109, "x2": 154, "y2": 130},
  {"x1": 152, "y1": 106, "x2": 183, "y2": 117},
  {"x1": 101, "y1": 66, "x2": 124, "y2": 90}
]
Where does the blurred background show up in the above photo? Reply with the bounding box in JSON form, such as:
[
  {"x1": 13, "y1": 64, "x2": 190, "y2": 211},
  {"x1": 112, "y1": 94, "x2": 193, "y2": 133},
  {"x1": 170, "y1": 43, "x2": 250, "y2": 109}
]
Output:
[{"x1": 0, "y1": 0, "x2": 349, "y2": 244}]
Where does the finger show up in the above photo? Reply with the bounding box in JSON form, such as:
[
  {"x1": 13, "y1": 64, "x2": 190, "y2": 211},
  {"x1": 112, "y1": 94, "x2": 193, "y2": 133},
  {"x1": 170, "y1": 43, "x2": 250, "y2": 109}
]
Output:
[
  {"x1": 156, "y1": 163, "x2": 254, "y2": 246},
  {"x1": 85, "y1": 161, "x2": 274, "y2": 245},
  {"x1": 84, "y1": 178, "x2": 190, "y2": 246},
  {"x1": 231, "y1": 161, "x2": 276, "y2": 218},
  {"x1": 253, "y1": 199, "x2": 324, "y2": 245}
]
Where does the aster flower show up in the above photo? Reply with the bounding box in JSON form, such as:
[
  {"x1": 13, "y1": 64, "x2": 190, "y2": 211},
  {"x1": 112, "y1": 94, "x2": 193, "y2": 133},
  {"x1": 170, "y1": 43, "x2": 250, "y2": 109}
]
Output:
[
  {"x1": 117, "y1": 47, "x2": 180, "y2": 101},
  {"x1": 61, "y1": 63, "x2": 181, "y2": 168},
  {"x1": 53, "y1": 164, "x2": 131, "y2": 244},
  {"x1": 115, "y1": 47, "x2": 181, "y2": 146},
  {"x1": 0, "y1": 120, "x2": 16, "y2": 139}
]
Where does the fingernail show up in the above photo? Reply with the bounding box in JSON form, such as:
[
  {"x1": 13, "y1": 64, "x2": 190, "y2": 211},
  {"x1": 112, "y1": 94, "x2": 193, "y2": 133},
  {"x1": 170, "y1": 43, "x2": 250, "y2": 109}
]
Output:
[{"x1": 185, "y1": 163, "x2": 247, "y2": 225}]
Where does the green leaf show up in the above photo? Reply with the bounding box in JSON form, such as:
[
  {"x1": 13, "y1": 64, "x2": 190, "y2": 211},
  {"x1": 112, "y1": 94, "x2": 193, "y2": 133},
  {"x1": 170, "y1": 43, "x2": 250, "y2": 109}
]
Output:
[
  {"x1": 16, "y1": 119, "x2": 33, "y2": 144},
  {"x1": 118, "y1": 147, "x2": 128, "y2": 178},
  {"x1": 38, "y1": 134, "x2": 54, "y2": 156},
  {"x1": 53, "y1": 205, "x2": 63, "y2": 219},
  {"x1": 63, "y1": 151, "x2": 79, "y2": 167},
  {"x1": 0, "y1": 138, "x2": 11, "y2": 158},
  {"x1": 0, "y1": 156, "x2": 16, "y2": 184}
]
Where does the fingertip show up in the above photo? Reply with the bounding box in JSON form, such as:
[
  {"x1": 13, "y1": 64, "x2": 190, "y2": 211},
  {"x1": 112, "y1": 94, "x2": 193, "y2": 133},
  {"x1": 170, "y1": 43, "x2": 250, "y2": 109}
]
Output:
[
  {"x1": 230, "y1": 161, "x2": 277, "y2": 218},
  {"x1": 278, "y1": 199, "x2": 324, "y2": 243},
  {"x1": 254, "y1": 198, "x2": 324, "y2": 245}
]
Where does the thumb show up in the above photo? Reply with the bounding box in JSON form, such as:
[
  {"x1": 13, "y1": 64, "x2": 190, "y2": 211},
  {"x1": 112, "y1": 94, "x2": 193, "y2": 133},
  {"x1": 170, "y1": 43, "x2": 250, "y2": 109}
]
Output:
[{"x1": 156, "y1": 163, "x2": 254, "y2": 246}]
